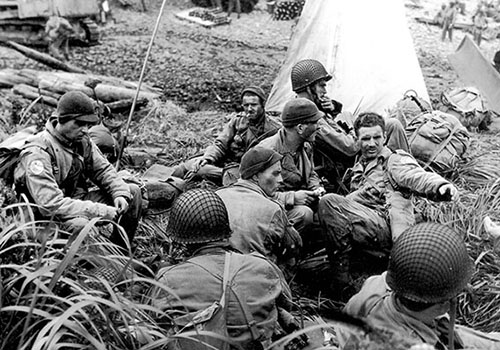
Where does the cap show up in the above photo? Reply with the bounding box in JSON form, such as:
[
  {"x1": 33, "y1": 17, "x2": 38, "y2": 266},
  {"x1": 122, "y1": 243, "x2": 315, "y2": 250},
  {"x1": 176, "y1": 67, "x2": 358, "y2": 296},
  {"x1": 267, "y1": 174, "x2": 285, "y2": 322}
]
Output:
[
  {"x1": 240, "y1": 147, "x2": 283, "y2": 179},
  {"x1": 281, "y1": 98, "x2": 323, "y2": 127},
  {"x1": 241, "y1": 86, "x2": 267, "y2": 105},
  {"x1": 57, "y1": 91, "x2": 99, "y2": 124}
]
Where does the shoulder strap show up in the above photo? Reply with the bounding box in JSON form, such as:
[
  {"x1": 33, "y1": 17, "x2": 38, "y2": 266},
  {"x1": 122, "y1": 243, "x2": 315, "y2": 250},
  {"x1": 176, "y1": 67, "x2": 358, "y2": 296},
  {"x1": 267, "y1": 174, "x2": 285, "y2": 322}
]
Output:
[{"x1": 220, "y1": 252, "x2": 231, "y2": 307}]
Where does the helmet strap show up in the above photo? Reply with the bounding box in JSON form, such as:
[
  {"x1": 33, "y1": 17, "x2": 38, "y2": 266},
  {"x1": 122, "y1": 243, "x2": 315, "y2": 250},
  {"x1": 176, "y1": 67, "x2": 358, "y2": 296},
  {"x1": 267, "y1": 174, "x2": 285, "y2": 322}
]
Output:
[{"x1": 448, "y1": 297, "x2": 457, "y2": 350}]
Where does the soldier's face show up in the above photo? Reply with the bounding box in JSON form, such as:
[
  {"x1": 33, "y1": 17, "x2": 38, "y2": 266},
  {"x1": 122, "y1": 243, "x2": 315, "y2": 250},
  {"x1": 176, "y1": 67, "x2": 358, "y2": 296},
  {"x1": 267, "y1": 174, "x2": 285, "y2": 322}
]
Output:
[
  {"x1": 255, "y1": 161, "x2": 283, "y2": 197},
  {"x1": 298, "y1": 120, "x2": 320, "y2": 142},
  {"x1": 58, "y1": 119, "x2": 93, "y2": 142},
  {"x1": 242, "y1": 95, "x2": 264, "y2": 122},
  {"x1": 357, "y1": 125, "x2": 386, "y2": 161}
]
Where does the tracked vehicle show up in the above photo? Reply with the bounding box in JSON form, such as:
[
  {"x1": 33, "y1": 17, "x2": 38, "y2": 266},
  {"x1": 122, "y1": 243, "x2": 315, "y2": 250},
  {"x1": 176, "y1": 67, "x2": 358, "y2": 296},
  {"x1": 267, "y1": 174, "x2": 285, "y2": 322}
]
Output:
[{"x1": 0, "y1": 0, "x2": 100, "y2": 46}]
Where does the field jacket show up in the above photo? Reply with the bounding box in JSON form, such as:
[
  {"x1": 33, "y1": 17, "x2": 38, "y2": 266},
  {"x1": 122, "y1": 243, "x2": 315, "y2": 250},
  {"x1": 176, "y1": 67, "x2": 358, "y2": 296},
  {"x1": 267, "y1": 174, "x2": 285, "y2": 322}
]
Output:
[
  {"x1": 203, "y1": 112, "x2": 281, "y2": 165},
  {"x1": 14, "y1": 118, "x2": 131, "y2": 220},
  {"x1": 341, "y1": 273, "x2": 500, "y2": 350},
  {"x1": 257, "y1": 128, "x2": 321, "y2": 209},
  {"x1": 346, "y1": 147, "x2": 448, "y2": 239},
  {"x1": 154, "y1": 244, "x2": 292, "y2": 348},
  {"x1": 216, "y1": 179, "x2": 302, "y2": 263}
]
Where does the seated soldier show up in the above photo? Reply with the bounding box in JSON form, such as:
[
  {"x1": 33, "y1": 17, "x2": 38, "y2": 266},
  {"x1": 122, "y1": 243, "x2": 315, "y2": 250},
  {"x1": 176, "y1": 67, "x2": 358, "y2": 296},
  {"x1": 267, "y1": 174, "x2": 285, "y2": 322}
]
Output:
[
  {"x1": 45, "y1": 16, "x2": 74, "y2": 60},
  {"x1": 341, "y1": 223, "x2": 500, "y2": 349},
  {"x1": 172, "y1": 86, "x2": 280, "y2": 185},
  {"x1": 14, "y1": 91, "x2": 142, "y2": 249},
  {"x1": 291, "y1": 59, "x2": 409, "y2": 193},
  {"x1": 257, "y1": 98, "x2": 325, "y2": 235},
  {"x1": 318, "y1": 112, "x2": 458, "y2": 298},
  {"x1": 151, "y1": 189, "x2": 298, "y2": 349},
  {"x1": 216, "y1": 147, "x2": 302, "y2": 266}
]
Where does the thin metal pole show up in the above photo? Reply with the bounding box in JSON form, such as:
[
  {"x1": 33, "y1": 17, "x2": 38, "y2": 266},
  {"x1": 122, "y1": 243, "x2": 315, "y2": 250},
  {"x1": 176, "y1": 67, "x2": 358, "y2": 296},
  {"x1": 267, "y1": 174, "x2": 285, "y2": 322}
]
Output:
[{"x1": 115, "y1": 0, "x2": 167, "y2": 170}]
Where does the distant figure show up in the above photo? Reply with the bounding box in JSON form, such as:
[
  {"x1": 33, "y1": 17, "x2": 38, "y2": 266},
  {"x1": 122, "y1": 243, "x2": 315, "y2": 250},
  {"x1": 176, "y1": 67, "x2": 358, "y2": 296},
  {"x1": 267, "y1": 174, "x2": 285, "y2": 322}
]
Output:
[
  {"x1": 45, "y1": 16, "x2": 74, "y2": 60},
  {"x1": 434, "y1": 3, "x2": 447, "y2": 26},
  {"x1": 472, "y1": 9, "x2": 488, "y2": 47},
  {"x1": 227, "y1": 0, "x2": 242, "y2": 18},
  {"x1": 441, "y1": 1, "x2": 458, "y2": 42}
]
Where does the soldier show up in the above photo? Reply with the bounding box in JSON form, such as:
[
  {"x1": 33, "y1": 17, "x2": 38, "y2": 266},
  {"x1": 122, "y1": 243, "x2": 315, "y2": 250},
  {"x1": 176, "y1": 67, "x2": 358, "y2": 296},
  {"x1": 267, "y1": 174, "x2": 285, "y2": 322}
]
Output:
[
  {"x1": 216, "y1": 147, "x2": 302, "y2": 266},
  {"x1": 45, "y1": 16, "x2": 74, "y2": 60},
  {"x1": 441, "y1": 1, "x2": 458, "y2": 42},
  {"x1": 341, "y1": 223, "x2": 500, "y2": 349},
  {"x1": 472, "y1": 8, "x2": 488, "y2": 47},
  {"x1": 318, "y1": 112, "x2": 458, "y2": 299},
  {"x1": 291, "y1": 59, "x2": 409, "y2": 194},
  {"x1": 172, "y1": 86, "x2": 280, "y2": 186},
  {"x1": 257, "y1": 98, "x2": 325, "y2": 235},
  {"x1": 152, "y1": 189, "x2": 296, "y2": 349},
  {"x1": 14, "y1": 91, "x2": 142, "y2": 249}
]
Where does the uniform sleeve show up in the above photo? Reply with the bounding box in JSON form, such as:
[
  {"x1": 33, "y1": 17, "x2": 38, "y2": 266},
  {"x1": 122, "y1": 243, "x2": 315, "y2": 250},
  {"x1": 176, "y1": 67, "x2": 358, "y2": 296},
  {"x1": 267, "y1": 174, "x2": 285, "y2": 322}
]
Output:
[
  {"x1": 18, "y1": 147, "x2": 115, "y2": 220},
  {"x1": 388, "y1": 152, "x2": 449, "y2": 199},
  {"x1": 268, "y1": 208, "x2": 302, "y2": 259},
  {"x1": 87, "y1": 141, "x2": 131, "y2": 201},
  {"x1": 316, "y1": 117, "x2": 359, "y2": 156},
  {"x1": 203, "y1": 117, "x2": 238, "y2": 164}
]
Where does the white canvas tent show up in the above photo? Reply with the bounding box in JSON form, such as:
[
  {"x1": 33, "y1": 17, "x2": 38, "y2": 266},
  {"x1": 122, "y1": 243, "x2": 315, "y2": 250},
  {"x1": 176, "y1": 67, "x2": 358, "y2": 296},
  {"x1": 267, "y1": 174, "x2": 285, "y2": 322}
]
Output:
[{"x1": 266, "y1": 0, "x2": 429, "y2": 116}]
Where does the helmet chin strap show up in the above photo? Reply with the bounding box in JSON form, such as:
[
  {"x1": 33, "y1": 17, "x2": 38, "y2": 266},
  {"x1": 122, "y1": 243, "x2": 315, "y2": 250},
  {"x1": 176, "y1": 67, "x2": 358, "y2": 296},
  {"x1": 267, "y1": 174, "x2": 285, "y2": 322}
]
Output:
[{"x1": 448, "y1": 297, "x2": 457, "y2": 350}]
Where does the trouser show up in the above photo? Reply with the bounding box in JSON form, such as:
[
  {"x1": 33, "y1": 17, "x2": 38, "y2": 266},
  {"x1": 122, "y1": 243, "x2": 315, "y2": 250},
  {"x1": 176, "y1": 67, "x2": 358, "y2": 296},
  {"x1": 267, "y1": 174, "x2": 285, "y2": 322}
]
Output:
[
  {"x1": 385, "y1": 118, "x2": 410, "y2": 153},
  {"x1": 318, "y1": 194, "x2": 391, "y2": 273},
  {"x1": 64, "y1": 183, "x2": 143, "y2": 249},
  {"x1": 287, "y1": 204, "x2": 314, "y2": 236},
  {"x1": 441, "y1": 21, "x2": 454, "y2": 41},
  {"x1": 227, "y1": 0, "x2": 242, "y2": 17},
  {"x1": 171, "y1": 156, "x2": 239, "y2": 186}
]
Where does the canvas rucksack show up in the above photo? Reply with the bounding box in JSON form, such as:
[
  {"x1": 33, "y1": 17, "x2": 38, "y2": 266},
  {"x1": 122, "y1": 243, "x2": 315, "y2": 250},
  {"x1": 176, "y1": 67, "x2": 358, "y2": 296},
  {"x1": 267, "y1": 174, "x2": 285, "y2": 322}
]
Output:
[
  {"x1": 438, "y1": 87, "x2": 490, "y2": 130},
  {"x1": 0, "y1": 127, "x2": 40, "y2": 193},
  {"x1": 388, "y1": 90, "x2": 432, "y2": 128},
  {"x1": 406, "y1": 110, "x2": 470, "y2": 176}
]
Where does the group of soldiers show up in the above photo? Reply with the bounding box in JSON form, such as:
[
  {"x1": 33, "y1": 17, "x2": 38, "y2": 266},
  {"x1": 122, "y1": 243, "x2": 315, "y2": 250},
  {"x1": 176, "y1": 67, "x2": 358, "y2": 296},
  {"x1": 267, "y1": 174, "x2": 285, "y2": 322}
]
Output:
[{"x1": 10, "y1": 59, "x2": 500, "y2": 349}]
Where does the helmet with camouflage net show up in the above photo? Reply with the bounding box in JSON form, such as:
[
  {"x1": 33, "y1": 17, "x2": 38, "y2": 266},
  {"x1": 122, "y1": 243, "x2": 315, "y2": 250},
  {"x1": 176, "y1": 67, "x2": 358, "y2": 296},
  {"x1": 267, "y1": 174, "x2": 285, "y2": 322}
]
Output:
[
  {"x1": 386, "y1": 222, "x2": 474, "y2": 304},
  {"x1": 167, "y1": 189, "x2": 232, "y2": 244},
  {"x1": 291, "y1": 59, "x2": 332, "y2": 92}
]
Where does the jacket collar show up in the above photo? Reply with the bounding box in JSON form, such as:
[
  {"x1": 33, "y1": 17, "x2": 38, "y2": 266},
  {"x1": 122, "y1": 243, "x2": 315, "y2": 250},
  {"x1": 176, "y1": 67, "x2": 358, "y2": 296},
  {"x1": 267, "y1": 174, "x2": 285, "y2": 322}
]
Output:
[
  {"x1": 233, "y1": 179, "x2": 270, "y2": 198},
  {"x1": 355, "y1": 146, "x2": 393, "y2": 173}
]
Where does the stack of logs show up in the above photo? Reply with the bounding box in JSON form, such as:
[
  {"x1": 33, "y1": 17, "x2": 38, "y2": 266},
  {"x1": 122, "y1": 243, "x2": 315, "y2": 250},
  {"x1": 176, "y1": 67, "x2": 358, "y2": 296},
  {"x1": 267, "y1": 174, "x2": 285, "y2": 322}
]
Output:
[{"x1": 0, "y1": 68, "x2": 161, "y2": 111}]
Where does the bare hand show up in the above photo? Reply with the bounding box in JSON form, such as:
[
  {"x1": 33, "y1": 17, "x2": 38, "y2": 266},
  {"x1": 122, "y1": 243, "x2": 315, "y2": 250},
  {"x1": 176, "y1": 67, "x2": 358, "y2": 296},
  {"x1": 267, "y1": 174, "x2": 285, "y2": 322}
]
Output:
[
  {"x1": 319, "y1": 95, "x2": 335, "y2": 113},
  {"x1": 193, "y1": 158, "x2": 208, "y2": 172},
  {"x1": 114, "y1": 196, "x2": 129, "y2": 215},
  {"x1": 438, "y1": 184, "x2": 459, "y2": 201},
  {"x1": 294, "y1": 190, "x2": 317, "y2": 206}
]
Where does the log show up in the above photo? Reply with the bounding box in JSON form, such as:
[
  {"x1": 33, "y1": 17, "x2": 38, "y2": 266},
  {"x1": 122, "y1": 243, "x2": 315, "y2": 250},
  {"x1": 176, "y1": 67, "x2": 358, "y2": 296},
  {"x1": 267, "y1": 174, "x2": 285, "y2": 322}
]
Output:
[
  {"x1": 106, "y1": 98, "x2": 148, "y2": 111},
  {"x1": 12, "y1": 84, "x2": 58, "y2": 106},
  {"x1": 4, "y1": 41, "x2": 86, "y2": 74}
]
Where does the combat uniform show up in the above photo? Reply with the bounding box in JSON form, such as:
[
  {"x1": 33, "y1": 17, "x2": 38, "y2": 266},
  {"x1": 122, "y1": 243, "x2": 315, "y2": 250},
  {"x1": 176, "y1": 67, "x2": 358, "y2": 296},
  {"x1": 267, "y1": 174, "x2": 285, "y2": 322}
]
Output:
[
  {"x1": 14, "y1": 117, "x2": 142, "y2": 245},
  {"x1": 216, "y1": 179, "x2": 301, "y2": 263},
  {"x1": 153, "y1": 242, "x2": 292, "y2": 349},
  {"x1": 257, "y1": 128, "x2": 321, "y2": 232},
  {"x1": 173, "y1": 112, "x2": 280, "y2": 184},
  {"x1": 342, "y1": 274, "x2": 500, "y2": 349},
  {"x1": 319, "y1": 147, "x2": 451, "y2": 270},
  {"x1": 45, "y1": 16, "x2": 73, "y2": 60}
]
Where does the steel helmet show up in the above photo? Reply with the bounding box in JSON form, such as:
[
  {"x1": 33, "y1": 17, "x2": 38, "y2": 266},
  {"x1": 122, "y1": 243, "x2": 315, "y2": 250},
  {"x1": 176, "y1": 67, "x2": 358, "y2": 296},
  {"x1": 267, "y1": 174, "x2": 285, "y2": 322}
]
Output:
[
  {"x1": 291, "y1": 59, "x2": 332, "y2": 92},
  {"x1": 386, "y1": 222, "x2": 474, "y2": 304},
  {"x1": 167, "y1": 189, "x2": 231, "y2": 244}
]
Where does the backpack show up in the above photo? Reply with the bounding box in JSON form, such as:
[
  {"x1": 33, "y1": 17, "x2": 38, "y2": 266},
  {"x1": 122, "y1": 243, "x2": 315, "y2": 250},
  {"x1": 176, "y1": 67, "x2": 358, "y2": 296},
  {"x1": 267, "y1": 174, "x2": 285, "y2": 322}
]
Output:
[
  {"x1": 0, "y1": 127, "x2": 40, "y2": 189},
  {"x1": 438, "y1": 87, "x2": 490, "y2": 129},
  {"x1": 388, "y1": 90, "x2": 432, "y2": 128},
  {"x1": 406, "y1": 111, "x2": 470, "y2": 176}
]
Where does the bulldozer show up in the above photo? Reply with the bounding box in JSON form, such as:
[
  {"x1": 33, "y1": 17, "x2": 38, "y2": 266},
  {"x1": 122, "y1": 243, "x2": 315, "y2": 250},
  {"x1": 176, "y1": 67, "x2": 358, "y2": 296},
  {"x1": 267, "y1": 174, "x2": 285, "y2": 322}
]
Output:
[{"x1": 0, "y1": 0, "x2": 100, "y2": 46}]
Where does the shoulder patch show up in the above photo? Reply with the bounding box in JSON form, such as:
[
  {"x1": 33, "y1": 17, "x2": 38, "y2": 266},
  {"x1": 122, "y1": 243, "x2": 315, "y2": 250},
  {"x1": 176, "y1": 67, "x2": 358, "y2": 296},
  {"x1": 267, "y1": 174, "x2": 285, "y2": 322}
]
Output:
[{"x1": 29, "y1": 160, "x2": 44, "y2": 175}]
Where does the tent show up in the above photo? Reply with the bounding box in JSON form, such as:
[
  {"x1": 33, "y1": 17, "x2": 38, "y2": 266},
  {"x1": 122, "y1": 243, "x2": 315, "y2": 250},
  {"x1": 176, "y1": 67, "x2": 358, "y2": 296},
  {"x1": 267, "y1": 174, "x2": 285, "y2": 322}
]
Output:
[{"x1": 265, "y1": 0, "x2": 429, "y2": 116}]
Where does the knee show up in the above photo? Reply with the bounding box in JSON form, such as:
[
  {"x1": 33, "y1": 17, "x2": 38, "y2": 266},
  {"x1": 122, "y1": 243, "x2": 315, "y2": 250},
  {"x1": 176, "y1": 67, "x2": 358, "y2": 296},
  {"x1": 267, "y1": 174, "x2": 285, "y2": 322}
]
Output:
[
  {"x1": 319, "y1": 194, "x2": 345, "y2": 213},
  {"x1": 127, "y1": 184, "x2": 143, "y2": 216},
  {"x1": 385, "y1": 118, "x2": 404, "y2": 133}
]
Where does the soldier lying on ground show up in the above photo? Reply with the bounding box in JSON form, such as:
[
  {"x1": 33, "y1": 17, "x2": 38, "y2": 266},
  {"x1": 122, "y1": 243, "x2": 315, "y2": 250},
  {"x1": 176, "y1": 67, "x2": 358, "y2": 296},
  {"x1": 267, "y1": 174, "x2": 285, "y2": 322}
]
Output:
[
  {"x1": 152, "y1": 189, "x2": 300, "y2": 349},
  {"x1": 291, "y1": 59, "x2": 409, "y2": 194},
  {"x1": 14, "y1": 91, "x2": 142, "y2": 249},
  {"x1": 216, "y1": 147, "x2": 302, "y2": 269},
  {"x1": 257, "y1": 98, "x2": 325, "y2": 235},
  {"x1": 318, "y1": 112, "x2": 458, "y2": 300},
  {"x1": 172, "y1": 86, "x2": 280, "y2": 186},
  {"x1": 340, "y1": 223, "x2": 500, "y2": 349}
]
